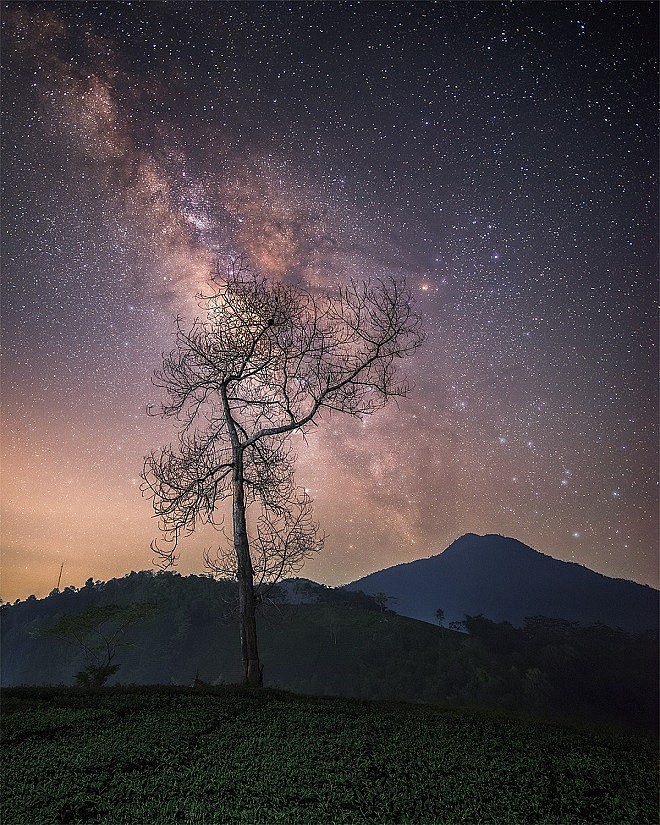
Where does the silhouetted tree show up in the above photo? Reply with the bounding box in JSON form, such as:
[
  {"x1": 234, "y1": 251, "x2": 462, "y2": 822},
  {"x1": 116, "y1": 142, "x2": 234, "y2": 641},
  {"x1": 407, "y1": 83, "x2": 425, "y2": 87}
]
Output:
[
  {"x1": 142, "y1": 258, "x2": 424, "y2": 685},
  {"x1": 35, "y1": 602, "x2": 158, "y2": 687},
  {"x1": 435, "y1": 607, "x2": 444, "y2": 625},
  {"x1": 372, "y1": 592, "x2": 393, "y2": 612}
]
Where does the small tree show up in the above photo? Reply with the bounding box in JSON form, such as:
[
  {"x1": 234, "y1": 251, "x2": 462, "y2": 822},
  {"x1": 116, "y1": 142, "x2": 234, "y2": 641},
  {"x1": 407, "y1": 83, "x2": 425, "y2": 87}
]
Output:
[
  {"x1": 372, "y1": 592, "x2": 393, "y2": 613},
  {"x1": 142, "y1": 258, "x2": 424, "y2": 685},
  {"x1": 36, "y1": 602, "x2": 158, "y2": 687},
  {"x1": 435, "y1": 607, "x2": 445, "y2": 626}
]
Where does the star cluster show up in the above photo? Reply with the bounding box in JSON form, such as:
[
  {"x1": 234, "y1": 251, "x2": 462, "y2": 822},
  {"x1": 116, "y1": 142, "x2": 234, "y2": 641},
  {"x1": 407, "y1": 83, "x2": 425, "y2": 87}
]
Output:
[{"x1": 1, "y1": 2, "x2": 657, "y2": 600}]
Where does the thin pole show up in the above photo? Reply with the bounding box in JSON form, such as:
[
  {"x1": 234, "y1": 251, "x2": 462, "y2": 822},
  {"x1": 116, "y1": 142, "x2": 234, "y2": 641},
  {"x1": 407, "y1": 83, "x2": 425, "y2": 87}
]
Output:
[{"x1": 56, "y1": 562, "x2": 63, "y2": 591}]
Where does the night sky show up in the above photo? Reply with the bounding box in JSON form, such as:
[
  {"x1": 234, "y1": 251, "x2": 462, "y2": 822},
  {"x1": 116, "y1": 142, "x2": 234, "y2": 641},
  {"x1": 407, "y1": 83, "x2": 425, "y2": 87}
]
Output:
[{"x1": 2, "y1": 2, "x2": 657, "y2": 602}]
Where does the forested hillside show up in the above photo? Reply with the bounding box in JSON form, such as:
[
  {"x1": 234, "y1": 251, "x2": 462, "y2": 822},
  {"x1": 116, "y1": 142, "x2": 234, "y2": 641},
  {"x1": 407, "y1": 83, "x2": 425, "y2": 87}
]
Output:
[{"x1": 2, "y1": 571, "x2": 657, "y2": 730}]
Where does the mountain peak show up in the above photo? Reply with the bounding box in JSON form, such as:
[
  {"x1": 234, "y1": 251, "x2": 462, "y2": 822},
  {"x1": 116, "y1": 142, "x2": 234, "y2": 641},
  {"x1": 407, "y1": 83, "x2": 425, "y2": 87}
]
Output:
[
  {"x1": 345, "y1": 535, "x2": 658, "y2": 632},
  {"x1": 445, "y1": 532, "x2": 536, "y2": 552}
]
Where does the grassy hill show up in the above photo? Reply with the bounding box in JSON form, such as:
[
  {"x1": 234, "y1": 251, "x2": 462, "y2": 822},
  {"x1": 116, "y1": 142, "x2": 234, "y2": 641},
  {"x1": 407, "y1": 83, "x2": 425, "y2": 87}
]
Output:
[{"x1": 2, "y1": 685, "x2": 657, "y2": 825}]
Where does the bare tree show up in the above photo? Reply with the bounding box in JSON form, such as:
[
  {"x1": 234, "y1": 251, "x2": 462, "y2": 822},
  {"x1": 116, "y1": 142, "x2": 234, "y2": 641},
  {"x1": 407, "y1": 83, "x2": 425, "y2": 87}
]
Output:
[
  {"x1": 203, "y1": 487, "x2": 321, "y2": 601},
  {"x1": 142, "y1": 258, "x2": 424, "y2": 685},
  {"x1": 34, "y1": 603, "x2": 158, "y2": 687}
]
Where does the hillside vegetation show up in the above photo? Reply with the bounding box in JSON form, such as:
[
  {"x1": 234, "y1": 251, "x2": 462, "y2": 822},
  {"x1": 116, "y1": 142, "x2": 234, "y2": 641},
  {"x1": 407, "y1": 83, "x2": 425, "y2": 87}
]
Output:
[
  {"x1": 2, "y1": 685, "x2": 657, "y2": 825},
  {"x1": 2, "y1": 571, "x2": 657, "y2": 731}
]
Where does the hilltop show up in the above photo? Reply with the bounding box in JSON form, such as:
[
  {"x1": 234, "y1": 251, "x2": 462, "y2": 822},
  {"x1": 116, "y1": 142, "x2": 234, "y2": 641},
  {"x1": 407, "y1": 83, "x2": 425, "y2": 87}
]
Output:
[{"x1": 344, "y1": 533, "x2": 658, "y2": 631}]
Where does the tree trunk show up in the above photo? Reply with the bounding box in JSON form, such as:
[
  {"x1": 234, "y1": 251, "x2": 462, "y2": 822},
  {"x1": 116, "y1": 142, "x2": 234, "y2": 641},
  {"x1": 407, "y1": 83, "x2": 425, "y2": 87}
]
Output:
[{"x1": 232, "y1": 450, "x2": 262, "y2": 686}]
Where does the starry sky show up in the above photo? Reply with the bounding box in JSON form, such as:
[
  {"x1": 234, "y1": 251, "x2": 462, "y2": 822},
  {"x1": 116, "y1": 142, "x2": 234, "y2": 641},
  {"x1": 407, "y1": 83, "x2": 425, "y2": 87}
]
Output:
[{"x1": 2, "y1": 1, "x2": 657, "y2": 602}]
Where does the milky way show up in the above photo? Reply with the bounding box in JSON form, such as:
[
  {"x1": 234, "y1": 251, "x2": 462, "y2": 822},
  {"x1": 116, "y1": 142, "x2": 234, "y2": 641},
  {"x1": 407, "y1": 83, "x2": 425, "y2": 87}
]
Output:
[{"x1": 2, "y1": 2, "x2": 657, "y2": 600}]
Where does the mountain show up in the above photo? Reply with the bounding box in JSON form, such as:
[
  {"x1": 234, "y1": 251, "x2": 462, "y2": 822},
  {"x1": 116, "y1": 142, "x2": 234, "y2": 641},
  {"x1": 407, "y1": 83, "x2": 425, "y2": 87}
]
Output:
[{"x1": 344, "y1": 533, "x2": 659, "y2": 632}]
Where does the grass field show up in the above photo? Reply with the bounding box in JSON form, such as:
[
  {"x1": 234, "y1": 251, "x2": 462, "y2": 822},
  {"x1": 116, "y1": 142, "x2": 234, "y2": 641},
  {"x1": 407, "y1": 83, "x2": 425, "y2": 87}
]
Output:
[{"x1": 2, "y1": 685, "x2": 657, "y2": 824}]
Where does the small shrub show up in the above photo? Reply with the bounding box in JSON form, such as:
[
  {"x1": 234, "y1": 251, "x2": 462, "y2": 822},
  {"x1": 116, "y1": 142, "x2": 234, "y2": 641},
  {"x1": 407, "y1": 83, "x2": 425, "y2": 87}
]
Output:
[{"x1": 74, "y1": 664, "x2": 119, "y2": 688}]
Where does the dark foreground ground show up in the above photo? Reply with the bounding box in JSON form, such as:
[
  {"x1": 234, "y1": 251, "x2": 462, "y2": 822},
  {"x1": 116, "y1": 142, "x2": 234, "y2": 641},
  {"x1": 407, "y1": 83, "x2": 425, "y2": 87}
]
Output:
[{"x1": 2, "y1": 686, "x2": 657, "y2": 824}]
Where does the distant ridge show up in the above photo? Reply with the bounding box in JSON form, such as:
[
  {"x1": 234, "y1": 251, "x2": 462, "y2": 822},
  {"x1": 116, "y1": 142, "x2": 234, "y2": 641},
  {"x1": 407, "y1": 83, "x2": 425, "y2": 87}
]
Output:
[{"x1": 344, "y1": 533, "x2": 658, "y2": 632}]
